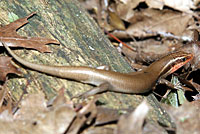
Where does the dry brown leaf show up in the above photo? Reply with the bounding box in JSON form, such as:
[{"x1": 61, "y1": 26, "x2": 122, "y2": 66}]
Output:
[
  {"x1": 182, "y1": 78, "x2": 200, "y2": 92},
  {"x1": 145, "y1": 0, "x2": 164, "y2": 10},
  {"x1": 67, "y1": 116, "x2": 86, "y2": 134},
  {"x1": 115, "y1": 0, "x2": 141, "y2": 21},
  {"x1": 49, "y1": 87, "x2": 67, "y2": 107},
  {"x1": 120, "y1": 39, "x2": 172, "y2": 63},
  {"x1": 0, "y1": 105, "x2": 76, "y2": 134},
  {"x1": 36, "y1": 105, "x2": 76, "y2": 134},
  {"x1": 0, "y1": 85, "x2": 14, "y2": 126},
  {"x1": 116, "y1": 100, "x2": 149, "y2": 134},
  {"x1": 163, "y1": 101, "x2": 200, "y2": 134},
  {"x1": 145, "y1": 0, "x2": 198, "y2": 13},
  {"x1": 78, "y1": 98, "x2": 98, "y2": 124},
  {"x1": 0, "y1": 12, "x2": 59, "y2": 52},
  {"x1": 79, "y1": 0, "x2": 100, "y2": 11},
  {"x1": 95, "y1": 106, "x2": 121, "y2": 125},
  {"x1": 179, "y1": 41, "x2": 200, "y2": 71},
  {"x1": 0, "y1": 83, "x2": 7, "y2": 109},
  {"x1": 68, "y1": 98, "x2": 98, "y2": 134},
  {"x1": 126, "y1": 9, "x2": 193, "y2": 38},
  {"x1": 83, "y1": 127, "x2": 114, "y2": 134},
  {"x1": 14, "y1": 93, "x2": 48, "y2": 120},
  {"x1": 143, "y1": 122, "x2": 168, "y2": 134},
  {"x1": 108, "y1": 10, "x2": 126, "y2": 30},
  {"x1": 0, "y1": 56, "x2": 21, "y2": 81},
  {"x1": 0, "y1": 92, "x2": 77, "y2": 134}
]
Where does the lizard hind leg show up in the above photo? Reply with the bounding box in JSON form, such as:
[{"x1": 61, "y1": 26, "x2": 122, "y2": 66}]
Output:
[{"x1": 71, "y1": 82, "x2": 110, "y2": 99}]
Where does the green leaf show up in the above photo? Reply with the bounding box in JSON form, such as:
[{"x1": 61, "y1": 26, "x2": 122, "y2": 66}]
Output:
[
  {"x1": 161, "y1": 91, "x2": 178, "y2": 107},
  {"x1": 8, "y1": 12, "x2": 19, "y2": 22},
  {"x1": 161, "y1": 75, "x2": 186, "y2": 107},
  {"x1": 177, "y1": 89, "x2": 186, "y2": 104}
]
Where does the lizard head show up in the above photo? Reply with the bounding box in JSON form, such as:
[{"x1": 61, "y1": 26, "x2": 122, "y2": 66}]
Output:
[{"x1": 148, "y1": 51, "x2": 193, "y2": 79}]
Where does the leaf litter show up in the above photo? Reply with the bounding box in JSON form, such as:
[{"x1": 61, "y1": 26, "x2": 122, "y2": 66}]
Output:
[
  {"x1": 0, "y1": 12, "x2": 59, "y2": 52},
  {"x1": 0, "y1": 13, "x2": 60, "y2": 82}
]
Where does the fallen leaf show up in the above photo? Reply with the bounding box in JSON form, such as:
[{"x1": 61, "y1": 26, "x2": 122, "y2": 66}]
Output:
[
  {"x1": 0, "y1": 92, "x2": 77, "y2": 134},
  {"x1": 79, "y1": 0, "x2": 100, "y2": 11},
  {"x1": 78, "y1": 98, "x2": 98, "y2": 124},
  {"x1": 48, "y1": 87, "x2": 67, "y2": 107},
  {"x1": 163, "y1": 101, "x2": 200, "y2": 134},
  {"x1": 84, "y1": 127, "x2": 114, "y2": 134},
  {"x1": 146, "y1": 0, "x2": 198, "y2": 13},
  {"x1": 0, "y1": 12, "x2": 59, "y2": 52},
  {"x1": 181, "y1": 78, "x2": 200, "y2": 92},
  {"x1": 126, "y1": 9, "x2": 193, "y2": 38},
  {"x1": 115, "y1": 0, "x2": 141, "y2": 21},
  {"x1": 0, "y1": 97, "x2": 12, "y2": 115},
  {"x1": 67, "y1": 116, "x2": 86, "y2": 134},
  {"x1": 0, "y1": 56, "x2": 21, "y2": 81},
  {"x1": 14, "y1": 93, "x2": 48, "y2": 120},
  {"x1": 37, "y1": 105, "x2": 76, "y2": 134},
  {"x1": 68, "y1": 98, "x2": 98, "y2": 134},
  {"x1": 108, "y1": 9, "x2": 126, "y2": 30},
  {"x1": 95, "y1": 106, "x2": 122, "y2": 125},
  {"x1": 115, "y1": 0, "x2": 198, "y2": 21},
  {"x1": 180, "y1": 42, "x2": 200, "y2": 71},
  {"x1": 145, "y1": 0, "x2": 164, "y2": 10},
  {"x1": 0, "y1": 83, "x2": 7, "y2": 109},
  {"x1": 116, "y1": 100, "x2": 149, "y2": 134},
  {"x1": 143, "y1": 122, "x2": 169, "y2": 134}
]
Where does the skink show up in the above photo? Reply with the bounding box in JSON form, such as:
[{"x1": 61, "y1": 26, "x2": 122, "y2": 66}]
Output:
[{"x1": 3, "y1": 43, "x2": 193, "y2": 98}]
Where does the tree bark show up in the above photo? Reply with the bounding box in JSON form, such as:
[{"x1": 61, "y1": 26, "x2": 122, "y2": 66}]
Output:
[{"x1": 0, "y1": 0, "x2": 174, "y2": 127}]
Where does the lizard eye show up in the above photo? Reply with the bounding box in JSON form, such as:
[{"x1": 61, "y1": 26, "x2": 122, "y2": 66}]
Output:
[{"x1": 181, "y1": 57, "x2": 187, "y2": 62}]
